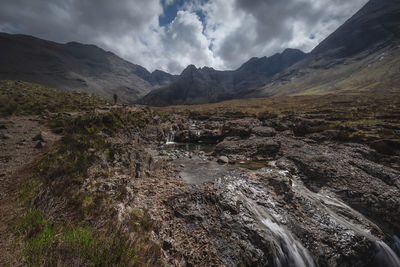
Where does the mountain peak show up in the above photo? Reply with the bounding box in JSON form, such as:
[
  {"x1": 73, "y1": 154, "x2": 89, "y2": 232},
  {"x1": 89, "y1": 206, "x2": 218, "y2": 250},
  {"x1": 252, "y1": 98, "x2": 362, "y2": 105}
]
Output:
[
  {"x1": 181, "y1": 64, "x2": 197, "y2": 75},
  {"x1": 310, "y1": 0, "x2": 400, "y2": 58}
]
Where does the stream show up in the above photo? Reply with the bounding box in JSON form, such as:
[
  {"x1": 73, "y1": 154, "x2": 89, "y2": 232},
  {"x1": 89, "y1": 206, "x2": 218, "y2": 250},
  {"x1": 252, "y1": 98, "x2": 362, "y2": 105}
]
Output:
[{"x1": 161, "y1": 137, "x2": 400, "y2": 266}]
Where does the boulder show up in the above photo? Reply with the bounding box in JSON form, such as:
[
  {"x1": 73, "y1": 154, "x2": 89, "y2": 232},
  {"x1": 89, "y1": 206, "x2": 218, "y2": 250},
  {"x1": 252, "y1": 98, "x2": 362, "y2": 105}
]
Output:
[
  {"x1": 32, "y1": 132, "x2": 44, "y2": 141},
  {"x1": 34, "y1": 141, "x2": 45, "y2": 149},
  {"x1": 292, "y1": 118, "x2": 326, "y2": 136},
  {"x1": 251, "y1": 126, "x2": 276, "y2": 137},
  {"x1": 217, "y1": 156, "x2": 229, "y2": 164},
  {"x1": 222, "y1": 119, "x2": 261, "y2": 138}
]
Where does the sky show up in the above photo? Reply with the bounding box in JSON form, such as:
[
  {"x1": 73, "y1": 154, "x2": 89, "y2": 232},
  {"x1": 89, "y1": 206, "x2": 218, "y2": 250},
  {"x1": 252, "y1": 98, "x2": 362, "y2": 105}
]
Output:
[{"x1": 0, "y1": 0, "x2": 368, "y2": 74}]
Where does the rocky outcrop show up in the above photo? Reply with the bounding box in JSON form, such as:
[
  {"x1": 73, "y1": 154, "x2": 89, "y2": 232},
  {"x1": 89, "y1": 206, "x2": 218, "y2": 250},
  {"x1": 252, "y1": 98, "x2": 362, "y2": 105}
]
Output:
[
  {"x1": 70, "y1": 112, "x2": 399, "y2": 266},
  {"x1": 277, "y1": 137, "x2": 400, "y2": 236},
  {"x1": 251, "y1": 126, "x2": 277, "y2": 137},
  {"x1": 214, "y1": 136, "x2": 280, "y2": 159}
]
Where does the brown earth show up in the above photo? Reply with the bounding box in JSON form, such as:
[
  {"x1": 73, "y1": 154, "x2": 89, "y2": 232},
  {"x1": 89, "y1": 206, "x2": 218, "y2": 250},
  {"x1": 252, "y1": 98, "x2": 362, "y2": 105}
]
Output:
[{"x1": 0, "y1": 116, "x2": 60, "y2": 265}]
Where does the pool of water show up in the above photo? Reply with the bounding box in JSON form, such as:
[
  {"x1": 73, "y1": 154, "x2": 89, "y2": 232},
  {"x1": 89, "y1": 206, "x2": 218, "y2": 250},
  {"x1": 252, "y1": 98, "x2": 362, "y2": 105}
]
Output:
[
  {"x1": 166, "y1": 142, "x2": 216, "y2": 154},
  {"x1": 167, "y1": 142, "x2": 269, "y2": 184}
]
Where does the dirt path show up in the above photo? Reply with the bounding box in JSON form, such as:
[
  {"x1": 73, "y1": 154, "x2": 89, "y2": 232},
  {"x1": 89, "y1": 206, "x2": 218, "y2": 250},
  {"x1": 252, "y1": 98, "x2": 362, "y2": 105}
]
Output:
[{"x1": 0, "y1": 116, "x2": 60, "y2": 265}]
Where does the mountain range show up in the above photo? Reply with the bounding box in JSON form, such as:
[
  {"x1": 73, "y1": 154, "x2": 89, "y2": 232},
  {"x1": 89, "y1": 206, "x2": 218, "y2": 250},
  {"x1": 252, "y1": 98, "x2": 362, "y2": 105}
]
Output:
[
  {"x1": 143, "y1": 0, "x2": 400, "y2": 106},
  {"x1": 0, "y1": 0, "x2": 399, "y2": 106},
  {"x1": 140, "y1": 48, "x2": 306, "y2": 106},
  {"x1": 0, "y1": 33, "x2": 176, "y2": 103}
]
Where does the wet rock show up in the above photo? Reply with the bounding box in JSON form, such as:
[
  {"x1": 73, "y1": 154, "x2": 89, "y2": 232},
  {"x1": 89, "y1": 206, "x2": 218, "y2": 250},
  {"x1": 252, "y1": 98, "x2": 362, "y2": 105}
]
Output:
[
  {"x1": 217, "y1": 156, "x2": 229, "y2": 164},
  {"x1": 215, "y1": 136, "x2": 280, "y2": 159},
  {"x1": 175, "y1": 130, "x2": 190, "y2": 142},
  {"x1": 281, "y1": 138, "x2": 400, "y2": 235},
  {"x1": 193, "y1": 129, "x2": 223, "y2": 143},
  {"x1": 222, "y1": 118, "x2": 261, "y2": 138},
  {"x1": 371, "y1": 139, "x2": 400, "y2": 155}
]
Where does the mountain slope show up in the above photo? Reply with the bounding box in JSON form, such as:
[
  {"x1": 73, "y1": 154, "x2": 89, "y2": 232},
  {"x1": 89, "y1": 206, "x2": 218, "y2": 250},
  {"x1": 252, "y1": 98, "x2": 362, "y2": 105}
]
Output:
[
  {"x1": 140, "y1": 49, "x2": 306, "y2": 106},
  {"x1": 250, "y1": 0, "x2": 400, "y2": 98},
  {"x1": 0, "y1": 32, "x2": 176, "y2": 103}
]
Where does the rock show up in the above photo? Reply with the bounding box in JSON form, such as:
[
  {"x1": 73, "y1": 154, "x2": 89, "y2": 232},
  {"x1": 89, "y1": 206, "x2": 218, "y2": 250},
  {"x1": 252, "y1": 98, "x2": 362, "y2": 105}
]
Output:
[
  {"x1": 32, "y1": 132, "x2": 43, "y2": 141},
  {"x1": 371, "y1": 139, "x2": 400, "y2": 155},
  {"x1": 88, "y1": 148, "x2": 96, "y2": 153},
  {"x1": 292, "y1": 118, "x2": 326, "y2": 136},
  {"x1": 0, "y1": 124, "x2": 6, "y2": 129},
  {"x1": 215, "y1": 136, "x2": 280, "y2": 159},
  {"x1": 32, "y1": 131, "x2": 45, "y2": 142},
  {"x1": 1, "y1": 133, "x2": 11, "y2": 139},
  {"x1": 34, "y1": 141, "x2": 45, "y2": 149},
  {"x1": 217, "y1": 156, "x2": 229, "y2": 164},
  {"x1": 251, "y1": 126, "x2": 276, "y2": 137},
  {"x1": 281, "y1": 138, "x2": 400, "y2": 234},
  {"x1": 222, "y1": 119, "x2": 261, "y2": 138}
]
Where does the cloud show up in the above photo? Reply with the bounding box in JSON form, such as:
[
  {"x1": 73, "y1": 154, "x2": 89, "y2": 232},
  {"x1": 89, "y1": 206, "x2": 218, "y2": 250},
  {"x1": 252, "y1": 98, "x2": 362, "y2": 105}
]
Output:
[
  {"x1": 196, "y1": 0, "x2": 368, "y2": 69},
  {"x1": 0, "y1": 0, "x2": 368, "y2": 73}
]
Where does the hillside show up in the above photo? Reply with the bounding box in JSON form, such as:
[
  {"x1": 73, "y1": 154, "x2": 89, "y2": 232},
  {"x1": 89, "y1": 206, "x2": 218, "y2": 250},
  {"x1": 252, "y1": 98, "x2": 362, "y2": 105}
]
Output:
[
  {"x1": 0, "y1": 33, "x2": 176, "y2": 103},
  {"x1": 140, "y1": 48, "x2": 306, "y2": 106},
  {"x1": 250, "y1": 0, "x2": 400, "y2": 98}
]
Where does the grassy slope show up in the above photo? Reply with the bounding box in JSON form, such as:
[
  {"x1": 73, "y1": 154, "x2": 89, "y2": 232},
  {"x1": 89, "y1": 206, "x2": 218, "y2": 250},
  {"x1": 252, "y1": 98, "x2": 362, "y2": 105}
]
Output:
[
  {"x1": 1, "y1": 80, "x2": 162, "y2": 266},
  {"x1": 257, "y1": 43, "x2": 400, "y2": 97},
  {"x1": 0, "y1": 80, "x2": 107, "y2": 116}
]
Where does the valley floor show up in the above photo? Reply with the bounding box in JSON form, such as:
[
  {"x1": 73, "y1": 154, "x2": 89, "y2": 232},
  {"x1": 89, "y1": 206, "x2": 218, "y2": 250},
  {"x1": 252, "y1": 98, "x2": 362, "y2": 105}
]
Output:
[{"x1": 0, "y1": 80, "x2": 399, "y2": 266}]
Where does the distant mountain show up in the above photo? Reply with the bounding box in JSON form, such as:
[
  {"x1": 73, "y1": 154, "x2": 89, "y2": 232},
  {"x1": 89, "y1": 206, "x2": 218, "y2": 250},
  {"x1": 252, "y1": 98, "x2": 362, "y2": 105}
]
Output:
[
  {"x1": 249, "y1": 0, "x2": 400, "y2": 98},
  {"x1": 142, "y1": 0, "x2": 400, "y2": 106},
  {"x1": 0, "y1": 33, "x2": 176, "y2": 103},
  {"x1": 140, "y1": 48, "x2": 306, "y2": 106},
  {"x1": 310, "y1": 0, "x2": 400, "y2": 59}
]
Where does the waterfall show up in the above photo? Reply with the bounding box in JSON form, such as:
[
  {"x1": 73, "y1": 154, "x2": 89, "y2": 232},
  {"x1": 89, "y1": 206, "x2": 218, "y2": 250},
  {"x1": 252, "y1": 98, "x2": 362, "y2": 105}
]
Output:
[
  {"x1": 374, "y1": 241, "x2": 400, "y2": 267},
  {"x1": 394, "y1": 235, "x2": 400, "y2": 255},
  {"x1": 262, "y1": 218, "x2": 316, "y2": 267},
  {"x1": 166, "y1": 131, "x2": 176, "y2": 144}
]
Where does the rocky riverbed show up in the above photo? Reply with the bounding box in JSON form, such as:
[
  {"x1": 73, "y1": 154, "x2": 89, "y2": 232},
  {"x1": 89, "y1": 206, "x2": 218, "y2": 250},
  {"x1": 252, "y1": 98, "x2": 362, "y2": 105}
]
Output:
[{"x1": 125, "y1": 114, "x2": 400, "y2": 266}]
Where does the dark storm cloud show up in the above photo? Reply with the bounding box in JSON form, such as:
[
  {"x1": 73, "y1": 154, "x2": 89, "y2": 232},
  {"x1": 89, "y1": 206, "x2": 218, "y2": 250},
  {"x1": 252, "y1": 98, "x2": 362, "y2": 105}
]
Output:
[
  {"x1": 0, "y1": 0, "x2": 369, "y2": 73},
  {"x1": 0, "y1": 0, "x2": 161, "y2": 43}
]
